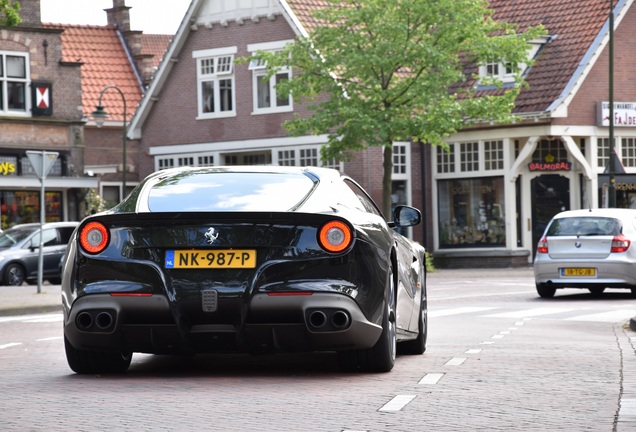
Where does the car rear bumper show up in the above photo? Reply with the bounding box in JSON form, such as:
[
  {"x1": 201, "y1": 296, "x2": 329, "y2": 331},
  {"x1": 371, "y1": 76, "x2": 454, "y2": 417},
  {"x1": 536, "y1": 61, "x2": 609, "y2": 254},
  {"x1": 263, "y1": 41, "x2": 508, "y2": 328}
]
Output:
[
  {"x1": 534, "y1": 259, "x2": 636, "y2": 288},
  {"x1": 64, "y1": 292, "x2": 383, "y2": 354}
]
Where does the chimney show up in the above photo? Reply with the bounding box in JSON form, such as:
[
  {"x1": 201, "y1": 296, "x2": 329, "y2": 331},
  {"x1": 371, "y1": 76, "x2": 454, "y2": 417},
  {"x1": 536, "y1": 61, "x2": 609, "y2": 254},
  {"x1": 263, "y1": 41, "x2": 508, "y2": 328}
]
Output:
[{"x1": 105, "y1": 0, "x2": 131, "y2": 32}]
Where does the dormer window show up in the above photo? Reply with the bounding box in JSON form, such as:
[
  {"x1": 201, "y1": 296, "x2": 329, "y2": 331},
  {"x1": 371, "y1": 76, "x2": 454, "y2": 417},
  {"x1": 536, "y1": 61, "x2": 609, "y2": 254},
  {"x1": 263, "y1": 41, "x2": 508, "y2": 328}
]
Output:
[
  {"x1": 0, "y1": 51, "x2": 29, "y2": 116},
  {"x1": 193, "y1": 47, "x2": 237, "y2": 119},
  {"x1": 477, "y1": 35, "x2": 551, "y2": 87},
  {"x1": 480, "y1": 61, "x2": 515, "y2": 83},
  {"x1": 247, "y1": 40, "x2": 294, "y2": 115}
]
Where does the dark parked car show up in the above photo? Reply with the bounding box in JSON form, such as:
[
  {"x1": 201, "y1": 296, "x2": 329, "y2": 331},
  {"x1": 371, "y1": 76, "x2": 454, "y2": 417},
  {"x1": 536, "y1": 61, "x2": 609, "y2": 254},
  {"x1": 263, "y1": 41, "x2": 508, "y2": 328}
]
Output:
[
  {"x1": 0, "y1": 221, "x2": 78, "y2": 286},
  {"x1": 62, "y1": 166, "x2": 427, "y2": 374}
]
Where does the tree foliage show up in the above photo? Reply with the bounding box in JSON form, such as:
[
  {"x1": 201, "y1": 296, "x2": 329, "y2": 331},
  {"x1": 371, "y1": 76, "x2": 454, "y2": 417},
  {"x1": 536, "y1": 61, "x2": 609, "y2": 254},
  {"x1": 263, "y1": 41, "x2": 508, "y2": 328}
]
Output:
[
  {"x1": 253, "y1": 0, "x2": 544, "y2": 217},
  {"x1": 0, "y1": 0, "x2": 21, "y2": 28}
]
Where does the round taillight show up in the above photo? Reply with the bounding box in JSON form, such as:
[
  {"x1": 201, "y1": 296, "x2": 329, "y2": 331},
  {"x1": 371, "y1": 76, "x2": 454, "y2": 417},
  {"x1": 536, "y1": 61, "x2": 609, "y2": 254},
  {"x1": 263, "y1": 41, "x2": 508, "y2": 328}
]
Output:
[
  {"x1": 318, "y1": 221, "x2": 353, "y2": 253},
  {"x1": 79, "y1": 221, "x2": 110, "y2": 254}
]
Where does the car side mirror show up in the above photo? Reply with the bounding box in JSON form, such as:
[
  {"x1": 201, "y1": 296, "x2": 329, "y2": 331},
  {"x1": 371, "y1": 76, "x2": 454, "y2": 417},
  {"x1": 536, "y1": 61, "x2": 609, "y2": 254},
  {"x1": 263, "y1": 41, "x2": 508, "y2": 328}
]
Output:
[{"x1": 393, "y1": 205, "x2": 421, "y2": 227}]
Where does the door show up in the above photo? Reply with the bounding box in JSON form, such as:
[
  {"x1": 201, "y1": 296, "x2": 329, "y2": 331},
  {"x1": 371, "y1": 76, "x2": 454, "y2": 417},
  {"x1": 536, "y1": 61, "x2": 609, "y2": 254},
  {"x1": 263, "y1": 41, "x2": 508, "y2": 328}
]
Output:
[{"x1": 531, "y1": 175, "x2": 570, "y2": 257}]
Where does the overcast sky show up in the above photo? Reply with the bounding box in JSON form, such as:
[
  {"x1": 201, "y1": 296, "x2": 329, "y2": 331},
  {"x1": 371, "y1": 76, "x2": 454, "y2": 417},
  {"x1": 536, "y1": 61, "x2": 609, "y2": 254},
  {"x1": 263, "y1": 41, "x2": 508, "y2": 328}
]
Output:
[{"x1": 40, "y1": 0, "x2": 190, "y2": 34}]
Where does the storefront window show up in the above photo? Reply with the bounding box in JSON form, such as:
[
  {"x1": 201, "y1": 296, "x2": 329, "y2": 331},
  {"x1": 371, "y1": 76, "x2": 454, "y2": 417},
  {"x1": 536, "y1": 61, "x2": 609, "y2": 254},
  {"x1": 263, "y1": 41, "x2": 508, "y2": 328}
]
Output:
[
  {"x1": 0, "y1": 190, "x2": 63, "y2": 229},
  {"x1": 438, "y1": 177, "x2": 505, "y2": 248}
]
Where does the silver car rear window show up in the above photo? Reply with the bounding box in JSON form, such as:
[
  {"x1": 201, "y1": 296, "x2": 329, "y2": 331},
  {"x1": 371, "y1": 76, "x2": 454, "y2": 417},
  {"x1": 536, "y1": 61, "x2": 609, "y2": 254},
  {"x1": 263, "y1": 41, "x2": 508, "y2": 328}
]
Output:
[
  {"x1": 147, "y1": 171, "x2": 317, "y2": 212},
  {"x1": 546, "y1": 217, "x2": 621, "y2": 236}
]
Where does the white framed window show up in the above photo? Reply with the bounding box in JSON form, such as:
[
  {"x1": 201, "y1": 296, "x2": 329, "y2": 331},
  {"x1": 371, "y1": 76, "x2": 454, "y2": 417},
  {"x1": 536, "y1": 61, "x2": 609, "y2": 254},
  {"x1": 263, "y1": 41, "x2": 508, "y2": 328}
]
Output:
[
  {"x1": 484, "y1": 140, "x2": 504, "y2": 170},
  {"x1": 193, "y1": 47, "x2": 237, "y2": 119},
  {"x1": 278, "y1": 149, "x2": 296, "y2": 166},
  {"x1": 622, "y1": 138, "x2": 636, "y2": 168},
  {"x1": 597, "y1": 138, "x2": 610, "y2": 169},
  {"x1": 0, "y1": 51, "x2": 29, "y2": 116},
  {"x1": 460, "y1": 142, "x2": 479, "y2": 172},
  {"x1": 393, "y1": 143, "x2": 407, "y2": 175},
  {"x1": 299, "y1": 148, "x2": 318, "y2": 166},
  {"x1": 158, "y1": 158, "x2": 175, "y2": 170},
  {"x1": 437, "y1": 144, "x2": 455, "y2": 174},
  {"x1": 479, "y1": 61, "x2": 514, "y2": 83},
  {"x1": 248, "y1": 40, "x2": 293, "y2": 114}
]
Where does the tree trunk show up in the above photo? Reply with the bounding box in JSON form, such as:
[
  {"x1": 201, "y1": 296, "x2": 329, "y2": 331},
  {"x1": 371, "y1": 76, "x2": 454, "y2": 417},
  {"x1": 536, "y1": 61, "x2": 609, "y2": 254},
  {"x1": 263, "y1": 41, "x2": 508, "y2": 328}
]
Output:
[{"x1": 382, "y1": 145, "x2": 393, "y2": 220}]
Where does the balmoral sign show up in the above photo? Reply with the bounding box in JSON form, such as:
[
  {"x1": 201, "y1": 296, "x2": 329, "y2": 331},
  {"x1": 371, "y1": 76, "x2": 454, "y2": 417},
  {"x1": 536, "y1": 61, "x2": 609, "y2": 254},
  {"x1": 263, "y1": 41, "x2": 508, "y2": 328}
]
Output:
[{"x1": 598, "y1": 102, "x2": 636, "y2": 127}]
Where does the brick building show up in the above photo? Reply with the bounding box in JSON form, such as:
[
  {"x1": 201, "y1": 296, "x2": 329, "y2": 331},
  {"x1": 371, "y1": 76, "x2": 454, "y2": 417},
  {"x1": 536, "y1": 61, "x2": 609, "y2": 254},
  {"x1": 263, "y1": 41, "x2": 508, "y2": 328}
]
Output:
[
  {"x1": 128, "y1": 0, "x2": 636, "y2": 268},
  {"x1": 0, "y1": 0, "x2": 98, "y2": 227}
]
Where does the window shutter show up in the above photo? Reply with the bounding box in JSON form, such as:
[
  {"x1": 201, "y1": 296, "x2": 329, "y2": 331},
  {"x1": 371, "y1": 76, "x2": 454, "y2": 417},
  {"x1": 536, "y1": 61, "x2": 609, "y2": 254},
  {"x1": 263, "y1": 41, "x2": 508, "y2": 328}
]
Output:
[{"x1": 31, "y1": 82, "x2": 52, "y2": 116}]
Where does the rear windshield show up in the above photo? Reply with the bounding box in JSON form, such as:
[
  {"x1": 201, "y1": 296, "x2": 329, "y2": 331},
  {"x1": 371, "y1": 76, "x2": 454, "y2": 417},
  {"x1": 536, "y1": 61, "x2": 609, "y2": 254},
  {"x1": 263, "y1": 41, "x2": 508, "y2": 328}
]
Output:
[
  {"x1": 546, "y1": 216, "x2": 621, "y2": 236},
  {"x1": 147, "y1": 171, "x2": 317, "y2": 212}
]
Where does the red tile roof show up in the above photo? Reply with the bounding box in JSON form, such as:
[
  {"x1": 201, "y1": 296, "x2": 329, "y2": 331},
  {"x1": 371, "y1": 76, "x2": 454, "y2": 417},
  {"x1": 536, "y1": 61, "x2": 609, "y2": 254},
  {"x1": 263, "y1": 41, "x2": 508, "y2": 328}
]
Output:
[
  {"x1": 286, "y1": 0, "x2": 619, "y2": 115},
  {"x1": 142, "y1": 34, "x2": 173, "y2": 72},
  {"x1": 43, "y1": 23, "x2": 143, "y2": 123},
  {"x1": 490, "y1": 0, "x2": 617, "y2": 113}
]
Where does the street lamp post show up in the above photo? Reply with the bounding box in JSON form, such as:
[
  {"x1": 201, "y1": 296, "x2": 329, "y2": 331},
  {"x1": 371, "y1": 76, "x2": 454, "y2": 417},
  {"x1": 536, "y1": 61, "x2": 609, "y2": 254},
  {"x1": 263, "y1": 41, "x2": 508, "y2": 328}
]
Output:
[
  {"x1": 91, "y1": 85, "x2": 127, "y2": 198},
  {"x1": 608, "y1": 0, "x2": 616, "y2": 208}
]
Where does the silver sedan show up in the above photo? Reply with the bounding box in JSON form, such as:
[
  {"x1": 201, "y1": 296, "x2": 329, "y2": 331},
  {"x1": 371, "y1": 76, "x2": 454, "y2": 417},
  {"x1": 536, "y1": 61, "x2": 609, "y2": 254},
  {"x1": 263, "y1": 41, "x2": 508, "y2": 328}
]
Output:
[{"x1": 533, "y1": 208, "x2": 636, "y2": 298}]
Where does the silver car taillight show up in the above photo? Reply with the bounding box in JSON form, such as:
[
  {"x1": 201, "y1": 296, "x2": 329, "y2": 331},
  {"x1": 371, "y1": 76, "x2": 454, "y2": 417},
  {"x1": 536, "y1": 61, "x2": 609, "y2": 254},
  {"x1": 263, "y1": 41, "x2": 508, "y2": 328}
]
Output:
[
  {"x1": 611, "y1": 234, "x2": 630, "y2": 253},
  {"x1": 537, "y1": 237, "x2": 548, "y2": 254}
]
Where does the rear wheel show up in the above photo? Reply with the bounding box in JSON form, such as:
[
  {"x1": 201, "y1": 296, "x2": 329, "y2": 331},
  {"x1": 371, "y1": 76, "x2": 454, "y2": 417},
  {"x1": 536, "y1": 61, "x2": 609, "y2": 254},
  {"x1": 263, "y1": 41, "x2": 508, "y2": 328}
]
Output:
[
  {"x1": 4, "y1": 263, "x2": 25, "y2": 286},
  {"x1": 536, "y1": 283, "x2": 556, "y2": 298},
  {"x1": 338, "y1": 269, "x2": 396, "y2": 373},
  {"x1": 64, "y1": 336, "x2": 132, "y2": 374}
]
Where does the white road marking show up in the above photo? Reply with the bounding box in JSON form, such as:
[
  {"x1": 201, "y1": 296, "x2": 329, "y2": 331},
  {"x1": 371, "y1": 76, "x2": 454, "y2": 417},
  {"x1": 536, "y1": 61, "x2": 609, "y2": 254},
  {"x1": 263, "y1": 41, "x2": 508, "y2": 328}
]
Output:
[
  {"x1": 484, "y1": 307, "x2": 574, "y2": 319},
  {"x1": 445, "y1": 357, "x2": 466, "y2": 366},
  {"x1": 0, "y1": 342, "x2": 23, "y2": 349},
  {"x1": 564, "y1": 310, "x2": 636, "y2": 323},
  {"x1": 37, "y1": 336, "x2": 62, "y2": 342},
  {"x1": 429, "y1": 307, "x2": 497, "y2": 317},
  {"x1": 419, "y1": 373, "x2": 445, "y2": 385},
  {"x1": 378, "y1": 395, "x2": 416, "y2": 412},
  {"x1": 465, "y1": 349, "x2": 482, "y2": 354},
  {"x1": 0, "y1": 313, "x2": 62, "y2": 323}
]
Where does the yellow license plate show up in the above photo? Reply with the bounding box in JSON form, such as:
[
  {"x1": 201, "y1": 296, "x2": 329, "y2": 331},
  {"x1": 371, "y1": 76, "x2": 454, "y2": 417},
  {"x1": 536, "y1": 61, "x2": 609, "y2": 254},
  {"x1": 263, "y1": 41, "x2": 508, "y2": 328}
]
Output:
[
  {"x1": 166, "y1": 249, "x2": 256, "y2": 269},
  {"x1": 561, "y1": 268, "x2": 596, "y2": 277}
]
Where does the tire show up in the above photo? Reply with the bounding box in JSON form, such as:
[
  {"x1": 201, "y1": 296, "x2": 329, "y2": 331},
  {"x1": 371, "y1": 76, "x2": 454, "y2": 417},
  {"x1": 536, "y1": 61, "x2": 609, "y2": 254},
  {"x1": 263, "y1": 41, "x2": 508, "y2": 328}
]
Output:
[
  {"x1": 338, "y1": 268, "x2": 396, "y2": 373},
  {"x1": 399, "y1": 275, "x2": 427, "y2": 355},
  {"x1": 64, "y1": 336, "x2": 132, "y2": 374},
  {"x1": 536, "y1": 283, "x2": 556, "y2": 298},
  {"x1": 4, "y1": 263, "x2": 25, "y2": 286},
  {"x1": 588, "y1": 287, "x2": 605, "y2": 296}
]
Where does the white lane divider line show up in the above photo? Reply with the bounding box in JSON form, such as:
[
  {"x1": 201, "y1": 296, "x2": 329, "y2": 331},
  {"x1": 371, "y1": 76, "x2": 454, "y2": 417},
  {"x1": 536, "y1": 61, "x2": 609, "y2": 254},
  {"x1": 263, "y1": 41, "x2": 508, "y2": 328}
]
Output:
[
  {"x1": 515, "y1": 321, "x2": 526, "y2": 326},
  {"x1": 378, "y1": 395, "x2": 416, "y2": 412},
  {"x1": 465, "y1": 349, "x2": 482, "y2": 354},
  {"x1": 419, "y1": 373, "x2": 445, "y2": 385},
  {"x1": 428, "y1": 307, "x2": 498, "y2": 317},
  {"x1": 0, "y1": 342, "x2": 23, "y2": 350},
  {"x1": 445, "y1": 357, "x2": 466, "y2": 366},
  {"x1": 491, "y1": 334, "x2": 505, "y2": 339},
  {"x1": 37, "y1": 336, "x2": 62, "y2": 342},
  {"x1": 480, "y1": 341, "x2": 495, "y2": 345},
  {"x1": 484, "y1": 307, "x2": 574, "y2": 319}
]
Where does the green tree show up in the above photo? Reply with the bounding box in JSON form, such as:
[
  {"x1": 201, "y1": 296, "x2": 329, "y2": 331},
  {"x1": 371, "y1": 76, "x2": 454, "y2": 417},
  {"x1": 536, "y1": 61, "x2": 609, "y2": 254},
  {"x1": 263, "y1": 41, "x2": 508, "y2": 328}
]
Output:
[
  {"x1": 0, "y1": 0, "x2": 21, "y2": 27},
  {"x1": 252, "y1": 0, "x2": 543, "y2": 217}
]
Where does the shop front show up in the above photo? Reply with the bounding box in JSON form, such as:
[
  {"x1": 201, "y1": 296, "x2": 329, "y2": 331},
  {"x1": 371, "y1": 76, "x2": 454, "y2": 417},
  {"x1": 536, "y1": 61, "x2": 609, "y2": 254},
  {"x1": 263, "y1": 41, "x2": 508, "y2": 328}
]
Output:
[{"x1": 0, "y1": 152, "x2": 98, "y2": 229}]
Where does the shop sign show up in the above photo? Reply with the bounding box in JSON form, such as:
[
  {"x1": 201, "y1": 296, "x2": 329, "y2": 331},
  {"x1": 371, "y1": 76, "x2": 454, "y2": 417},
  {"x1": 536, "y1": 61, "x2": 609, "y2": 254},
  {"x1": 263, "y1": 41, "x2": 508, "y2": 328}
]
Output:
[
  {"x1": 0, "y1": 162, "x2": 16, "y2": 175},
  {"x1": 528, "y1": 153, "x2": 571, "y2": 172},
  {"x1": 598, "y1": 102, "x2": 636, "y2": 127}
]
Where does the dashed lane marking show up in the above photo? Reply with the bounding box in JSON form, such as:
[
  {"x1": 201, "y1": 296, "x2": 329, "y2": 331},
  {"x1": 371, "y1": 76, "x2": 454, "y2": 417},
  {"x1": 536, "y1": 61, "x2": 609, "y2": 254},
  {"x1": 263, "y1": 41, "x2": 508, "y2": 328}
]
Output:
[
  {"x1": 378, "y1": 395, "x2": 416, "y2": 412},
  {"x1": 419, "y1": 373, "x2": 445, "y2": 385}
]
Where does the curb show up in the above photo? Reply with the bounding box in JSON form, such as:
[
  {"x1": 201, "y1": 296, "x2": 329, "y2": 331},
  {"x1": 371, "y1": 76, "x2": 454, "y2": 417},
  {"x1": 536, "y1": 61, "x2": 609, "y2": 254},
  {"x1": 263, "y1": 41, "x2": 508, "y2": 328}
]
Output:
[{"x1": 0, "y1": 304, "x2": 62, "y2": 317}]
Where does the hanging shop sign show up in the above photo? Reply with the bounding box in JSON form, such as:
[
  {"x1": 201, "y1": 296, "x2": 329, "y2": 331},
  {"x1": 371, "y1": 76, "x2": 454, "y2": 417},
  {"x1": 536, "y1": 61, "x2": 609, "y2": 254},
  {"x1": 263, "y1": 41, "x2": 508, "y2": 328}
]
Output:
[{"x1": 598, "y1": 102, "x2": 636, "y2": 127}]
